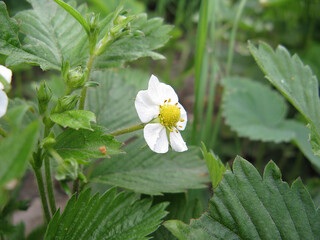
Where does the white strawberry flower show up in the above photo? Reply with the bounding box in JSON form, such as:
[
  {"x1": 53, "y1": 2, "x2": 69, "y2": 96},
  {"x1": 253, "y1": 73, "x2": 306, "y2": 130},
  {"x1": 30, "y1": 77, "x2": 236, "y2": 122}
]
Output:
[
  {"x1": 135, "y1": 75, "x2": 188, "y2": 153},
  {"x1": 0, "y1": 65, "x2": 12, "y2": 118}
]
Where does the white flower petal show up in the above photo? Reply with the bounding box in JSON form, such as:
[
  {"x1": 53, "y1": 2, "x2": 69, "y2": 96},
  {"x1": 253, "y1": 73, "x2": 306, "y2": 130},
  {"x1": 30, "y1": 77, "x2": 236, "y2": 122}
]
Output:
[
  {"x1": 177, "y1": 103, "x2": 187, "y2": 130},
  {"x1": 135, "y1": 90, "x2": 159, "y2": 123},
  {"x1": 0, "y1": 91, "x2": 8, "y2": 118},
  {"x1": 144, "y1": 123, "x2": 169, "y2": 153},
  {"x1": 169, "y1": 130, "x2": 188, "y2": 152},
  {"x1": 0, "y1": 65, "x2": 12, "y2": 90},
  {"x1": 147, "y1": 75, "x2": 178, "y2": 104}
]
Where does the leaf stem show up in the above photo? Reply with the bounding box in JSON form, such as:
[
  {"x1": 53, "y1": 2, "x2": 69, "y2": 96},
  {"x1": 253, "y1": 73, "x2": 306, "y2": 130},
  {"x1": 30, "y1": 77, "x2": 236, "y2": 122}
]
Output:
[
  {"x1": 33, "y1": 165, "x2": 51, "y2": 223},
  {"x1": 110, "y1": 123, "x2": 146, "y2": 136}
]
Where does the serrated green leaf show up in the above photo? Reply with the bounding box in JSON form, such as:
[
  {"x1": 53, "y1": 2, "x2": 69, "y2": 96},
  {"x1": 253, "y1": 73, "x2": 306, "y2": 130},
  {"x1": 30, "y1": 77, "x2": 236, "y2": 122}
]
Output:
[
  {"x1": 1, "y1": 0, "x2": 88, "y2": 70},
  {"x1": 94, "y1": 13, "x2": 173, "y2": 68},
  {"x1": 50, "y1": 110, "x2": 96, "y2": 130},
  {"x1": 165, "y1": 156, "x2": 320, "y2": 239},
  {"x1": 44, "y1": 188, "x2": 168, "y2": 240},
  {"x1": 201, "y1": 143, "x2": 225, "y2": 188},
  {"x1": 222, "y1": 77, "x2": 320, "y2": 172},
  {"x1": 223, "y1": 77, "x2": 294, "y2": 142},
  {"x1": 90, "y1": 137, "x2": 208, "y2": 195},
  {"x1": 54, "y1": 125, "x2": 122, "y2": 160},
  {"x1": 248, "y1": 41, "x2": 320, "y2": 156}
]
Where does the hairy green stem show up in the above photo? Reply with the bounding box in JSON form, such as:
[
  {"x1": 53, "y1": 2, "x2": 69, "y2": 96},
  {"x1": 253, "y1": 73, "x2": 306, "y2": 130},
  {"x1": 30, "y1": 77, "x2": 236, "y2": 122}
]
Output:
[
  {"x1": 33, "y1": 165, "x2": 51, "y2": 223},
  {"x1": 78, "y1": 53, "x2": 96, "y2": 110},
  {"x1": 226, "y1": 0, "x2": 247, "y2": 77},
  {"x1": 42, "y1": 125, "x2": 57, "y2": 216},
  {"x1": 110, "y1": 123, "x2": 145, "y2": 136}
]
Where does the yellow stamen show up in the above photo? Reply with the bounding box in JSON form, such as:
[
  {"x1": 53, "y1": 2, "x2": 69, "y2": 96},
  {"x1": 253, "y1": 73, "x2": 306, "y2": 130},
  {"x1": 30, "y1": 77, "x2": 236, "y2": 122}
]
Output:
[
  {"x1": 175, "y1": 102, "x2": 178, "y2": 106},
  {"x1": 168, "y1": 98, "x2": 171, "y2": 102},
  {"x1": 180, "y1": 119, "x2": 184, "y2": 122},
  {"x1": 175, "y1": 129, "x2": 178, "y2": 133}
]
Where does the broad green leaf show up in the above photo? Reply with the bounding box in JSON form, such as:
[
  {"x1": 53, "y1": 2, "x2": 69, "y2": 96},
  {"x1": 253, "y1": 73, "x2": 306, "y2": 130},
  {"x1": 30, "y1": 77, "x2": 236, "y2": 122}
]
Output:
[
  {"x1": 50, "y1": 110, "x2": 96, "y2": 130},
  {"x1": 1, "y1": 0, "x2": 88, "y2": 70},
  {"x1": 223, "y1": 77, "x2": 294, "y2": 142},
  {"x1": 44, "y1": 188, "x2": 168, "y2": 240},
  {"x1": 0, "y1": 120, "x2": 40, "y2": 186},
  {"x1": 165, "y1": 156, "x2": 320, "y2": 239},
  {"x1": 54, "y1": 125, "x2": 122, "y2": 160},
  {"x1": 90, "y1": 137, "x2": 208, "y2": 195},
  {"x1": 201, "y1": 143, "x2": 226, "y2": 188},
  {"x1": 94, "y1": 13, "x2": 173, "y2": 69},
  {"x1": 248, "y1": 42, "x2": 320, "y2": 155},
  {"x1": 0, "y1": 120, "x2": 40, "y2": 205}
]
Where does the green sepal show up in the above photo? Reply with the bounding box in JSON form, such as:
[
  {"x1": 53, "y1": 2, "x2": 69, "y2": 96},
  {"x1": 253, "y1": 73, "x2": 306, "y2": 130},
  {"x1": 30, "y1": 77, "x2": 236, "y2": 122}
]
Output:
[
  {"x1": 84, "y1": 81, "x2": 99, "y2": 88},
  {"x1": 41, "y1": 132, "x2": 56, "y2": 149},
  {"x1": 32, "y1": 146, "x2": 43, "y2": 169}
]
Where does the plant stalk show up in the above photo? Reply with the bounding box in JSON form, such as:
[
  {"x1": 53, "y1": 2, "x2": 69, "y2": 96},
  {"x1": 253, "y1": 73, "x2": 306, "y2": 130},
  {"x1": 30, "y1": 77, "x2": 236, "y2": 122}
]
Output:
[
  {"x1": 110, "y1": 123, "x2": 145, "y2": 136},
  {"x1": 33, "y1": 165, "x2": 51, "y2": 223},
  {"x1": 44, "y1": 155, "x2": 57, "y2": 215}
]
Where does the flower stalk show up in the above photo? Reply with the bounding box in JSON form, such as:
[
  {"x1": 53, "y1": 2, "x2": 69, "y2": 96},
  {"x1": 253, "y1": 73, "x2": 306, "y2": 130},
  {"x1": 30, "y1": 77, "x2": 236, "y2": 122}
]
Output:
[{"x1": 110, "y1": 123, "x2": 146, "y2": 136}]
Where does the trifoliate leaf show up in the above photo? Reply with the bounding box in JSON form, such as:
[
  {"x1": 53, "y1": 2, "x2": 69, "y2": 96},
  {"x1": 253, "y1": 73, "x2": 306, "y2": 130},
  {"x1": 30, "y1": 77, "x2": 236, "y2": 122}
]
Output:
[
  {"x1": 54, "y1": 125, "x2": 122, "y2": 160},
  {"x1": 249, "y1": 41, "x2": 320, "y2": 156},
  {"x1": 90, "y1": 137, "x2": 208, "y2": 195},
  {"x1": 164, "y1": 156, "x2": 320, "y2": 239},
  {"x1": 50, "y1": 110, "x2": 96, "y2": 130},
  {"x1": 0, "y1": 0, "x2": 88, "y2": 70},
  {"x1": 44, "y1": 188, "x2": 168, "y2": 240}
]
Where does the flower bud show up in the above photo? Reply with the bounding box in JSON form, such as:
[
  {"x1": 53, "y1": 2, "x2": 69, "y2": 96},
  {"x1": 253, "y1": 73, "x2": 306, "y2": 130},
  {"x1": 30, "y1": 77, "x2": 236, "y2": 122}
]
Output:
[
  {"x1": 37, "y1": 81, "x2": 52, "y2": 115},
  {"x1": 65, "y1": 67, "x2": 88, "y2": 90},
  {"x1": 41, "y1": 133, "x2": 56, "y2": 149},
  {"x1": 55, "y1": 158, "x2": 79, "y2": 181},
  {"x1": 52, "y1": 95, "x2": 79, "y2": 113}
]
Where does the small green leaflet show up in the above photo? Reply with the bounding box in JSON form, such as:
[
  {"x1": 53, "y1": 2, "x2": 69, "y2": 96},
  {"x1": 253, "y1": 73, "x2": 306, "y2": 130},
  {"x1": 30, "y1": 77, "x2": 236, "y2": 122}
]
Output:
[
  {"x1": 54, "y1": 125, "x2": 122, "y2": 161},
  {"x1": 201, "y1": 143, "x2": 226, "y2": 188},
  {"x1": 50, "y1": 110, "x2": 96, "y2": 130},
  {"x1": 44, "y1": 188, "x2": 168, "y2": 240},
  {"x1": 165, "y1": 156, "x2": 320, "y2": 240}
]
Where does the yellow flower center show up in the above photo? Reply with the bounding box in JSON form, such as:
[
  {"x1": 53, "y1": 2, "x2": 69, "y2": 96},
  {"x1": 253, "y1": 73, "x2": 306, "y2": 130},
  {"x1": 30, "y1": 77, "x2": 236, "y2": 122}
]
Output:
[{"x1": 159, "y1": 100, "x2": 181, "y2": 128}]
